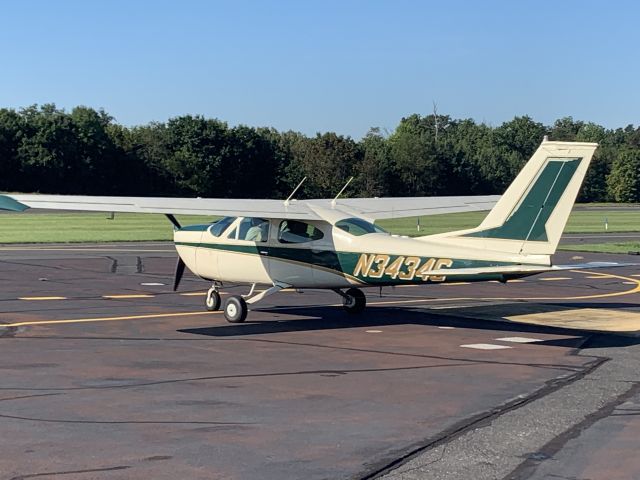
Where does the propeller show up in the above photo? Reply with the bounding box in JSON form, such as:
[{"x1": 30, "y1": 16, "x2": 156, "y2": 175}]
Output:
[
  {"x1": 173, "y1": 256, "x2": 186, "y2": 291},
  {"x1": 167, "y1": 214, "x2": 185, "y2": 291}
]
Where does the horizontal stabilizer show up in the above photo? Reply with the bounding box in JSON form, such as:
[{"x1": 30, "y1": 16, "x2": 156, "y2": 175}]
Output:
[{"x1": 426, "y1": 261, "x2": 638, "y2": 278}]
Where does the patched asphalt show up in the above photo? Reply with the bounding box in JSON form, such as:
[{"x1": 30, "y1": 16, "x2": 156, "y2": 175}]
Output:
[{"x1": 1, "y1": 243, "x2": 640, "y2": 479}]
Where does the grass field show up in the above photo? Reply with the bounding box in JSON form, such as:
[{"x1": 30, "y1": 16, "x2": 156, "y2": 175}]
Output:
[
  {"x1": 377, "y1": 209, "x2": 639, "y2": 236},
  {"x1": 559, "y1": 242, "x2": 640, "y2": 254},
  {"x1": 0, "y1": 207, "x2": 637, "y2": 243}
]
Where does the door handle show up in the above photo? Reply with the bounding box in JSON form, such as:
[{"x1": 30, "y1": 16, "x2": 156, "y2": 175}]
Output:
[{"x1": 259, "y1": 250, "x2": 269, "y2": 256}]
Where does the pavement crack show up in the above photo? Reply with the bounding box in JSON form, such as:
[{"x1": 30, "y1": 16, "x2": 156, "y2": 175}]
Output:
[
  {"x1": 0, "y1": 363, "x2": 479, "y2": 392},
  {"x1": 359, "y1": 355, "x2": 607, "y2": 479},
  {"x1": 0, "y1": 413, "x2": 254, "y2": 426},
  {"x1": 504, "y1": 369, "x2": 640, "y2": 479},
  {"x1": 0, "y1": 393, "x2": 62, "y2": 402},
  {"x1": 9, "y1": 465, "x2": 130, "y2": 479}
]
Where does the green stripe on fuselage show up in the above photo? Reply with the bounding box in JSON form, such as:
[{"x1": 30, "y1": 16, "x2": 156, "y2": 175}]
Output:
[
  {"x1": 465, "y1": 158, "x2": 581, "y2": 241},
  {"x1": 175, "y1": 241, "x2": 519, "y2": 285}
]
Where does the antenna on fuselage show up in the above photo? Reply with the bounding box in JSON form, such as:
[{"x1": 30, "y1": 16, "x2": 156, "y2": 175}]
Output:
[
  {"x1": 331, "y1": 177, "x2": 354, "y2": 208},
  {"x1": 284, "y1": 176, "x2": 307, "y2": 207}
]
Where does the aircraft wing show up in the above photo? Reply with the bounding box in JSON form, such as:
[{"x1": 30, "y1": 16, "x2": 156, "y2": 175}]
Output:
[
  {"x1": 1, "y1": 193, "x2": 500, "y2": 221},
  {"x1": 1, "y1": 194, "x2": 321, "y2": 220}
]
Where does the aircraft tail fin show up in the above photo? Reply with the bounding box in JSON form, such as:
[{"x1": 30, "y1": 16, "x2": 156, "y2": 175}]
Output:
[{"x1": 423, "y1": 140, "x2": 598, "y2": 257}]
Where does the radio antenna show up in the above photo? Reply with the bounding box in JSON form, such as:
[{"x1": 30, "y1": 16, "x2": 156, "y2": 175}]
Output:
[
  {"x1": 284, "y1": 176, "x2": 307, "y2": 206},
  {"x1": 331, "y1": 177, "x2": 354, "y2": 208}
]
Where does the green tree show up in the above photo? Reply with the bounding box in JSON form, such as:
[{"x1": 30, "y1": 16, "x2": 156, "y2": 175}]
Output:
[
  {"x1": 355, "y1": 128, "x2": 391, "y2": 196},
  {"x1": 287, "y1": 132, "x2": 362, "y2": 198},
  {"x1": 0, "y1": 108, "x2": 25, "y2": 191},
  {"x1": 607, "y1": 149, "x2": 640, "y2": 202}
]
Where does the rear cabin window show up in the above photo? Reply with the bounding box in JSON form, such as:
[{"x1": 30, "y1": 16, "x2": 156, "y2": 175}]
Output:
[
  {"x1": 278, "y1": 220, "x2": 324, "y2": 244},
  {"x1": 209, "y1": 216, "x2": 236, "y2": 237},
  {"x1": 335, "y1": 218, "x2": 387, "y2": 236}
]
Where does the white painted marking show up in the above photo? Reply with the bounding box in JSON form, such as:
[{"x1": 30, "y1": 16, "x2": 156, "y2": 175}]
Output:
[
  {"x1": 460, "y1": 343, "x2": 512, "y2": 350},
  {"x1": 495, "y1": 337, "x2": 542, "y2": 343},
  {"x1": 540, "y1": 277, "x2": 572, "y2": 281},
  {"x1": 365, "y1": 330, "x2": 383, "y2": 333},
  {"x1": 431, "y1": 305, "x2": 468, "y2": 310},
  {"x1": 103, "y1": 294, "x2": 154, "y2": 299},
  {"x1": 632, "y1": 274, "x2": 640, "y2": 278},
  {"x1": 141, "y1": 282, "x2": 165, "y2": 286},
  {"x1": 438, "y1": 326, "x2": 456, "y2": 330},
  {"x1": 623, "y1": 281, "x2": 636, "y2": 285},
  {"x1": 18, "y1": 296, "x2": 67, "y2": 301}
]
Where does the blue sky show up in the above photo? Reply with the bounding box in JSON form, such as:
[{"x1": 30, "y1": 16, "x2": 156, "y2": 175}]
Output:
[{"x1": 1, "y1": 0, "x2": 638, "y2": 138}]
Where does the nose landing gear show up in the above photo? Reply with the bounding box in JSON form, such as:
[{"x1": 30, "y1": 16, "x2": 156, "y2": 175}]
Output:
[{"x1": 205, "y1": 287, "x2": 221, "y2": 311}]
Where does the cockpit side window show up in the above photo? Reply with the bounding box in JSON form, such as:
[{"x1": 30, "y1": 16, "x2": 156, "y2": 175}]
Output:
[
  {"x1": 209, "y1": 216, "x2": 236, "y2": 237},
  {"x1": 278, "y1": 220, "x2": 324, "y2": 244},
  {"x1": 335, "y1": 218, "x2": 388, "y2": 236},
  {"x1": 237, "y1": 217, "x2": 269, "y2": 242}
]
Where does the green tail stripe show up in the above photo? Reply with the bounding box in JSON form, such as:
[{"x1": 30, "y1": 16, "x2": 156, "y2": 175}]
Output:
[{"x1": 464, "y1": 158, "x2": 581, "y2": 241}]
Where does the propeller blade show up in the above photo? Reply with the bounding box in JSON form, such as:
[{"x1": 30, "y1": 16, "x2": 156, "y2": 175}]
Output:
[{"x1": 173, "y1": 257, "x2": 186, "y2": 291}]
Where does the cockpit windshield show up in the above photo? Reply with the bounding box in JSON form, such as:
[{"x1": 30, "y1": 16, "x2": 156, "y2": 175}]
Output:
[
  {"x1": 209, "y1": 216, "x2": 236, "y2": 237},
  {"x1": 335, "y1": 218, "x2": 388, "y2": 236}
]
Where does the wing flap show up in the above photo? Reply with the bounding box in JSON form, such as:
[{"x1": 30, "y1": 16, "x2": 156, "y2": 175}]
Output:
[{"x1": 312, "y1": 195, "x2": 500, "y2": 220}]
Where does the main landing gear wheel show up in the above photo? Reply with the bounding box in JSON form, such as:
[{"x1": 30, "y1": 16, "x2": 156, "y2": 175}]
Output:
[
  {"x1": 205, "y1": 288, "x2": 221, "y2": 311},
  {"x1": 223, "y1": 295, "x2": 248, "y2": 323},
  {"x1": 342, "y1": 288, "x2": 366, "y2": 314}
]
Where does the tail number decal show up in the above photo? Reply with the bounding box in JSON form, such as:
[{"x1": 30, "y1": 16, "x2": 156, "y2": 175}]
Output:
[{"x1": 354, "y1": 254, "x2": 452, "y2": 282}]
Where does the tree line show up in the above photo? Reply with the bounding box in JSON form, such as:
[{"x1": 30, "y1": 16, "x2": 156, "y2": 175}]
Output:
[{"x1": 1, "y1": 104, "x2": 639, "y2": 202}]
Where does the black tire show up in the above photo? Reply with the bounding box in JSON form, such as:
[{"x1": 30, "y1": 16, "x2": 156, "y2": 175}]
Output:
[
  {"x1": 343, "y1": 288, "x2": 366, "y2": 314},
  {"x1": 223, "y1": 295, "x2": 248, "y2": 323},
  {"x1": 205, "y1": 289, "x2": 221, "y2": 311}
]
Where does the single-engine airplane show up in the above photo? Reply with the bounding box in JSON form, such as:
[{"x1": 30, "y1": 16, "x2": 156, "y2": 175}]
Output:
[{"x1": 1, "y1": 140, "x2": 623, "y2": 323}]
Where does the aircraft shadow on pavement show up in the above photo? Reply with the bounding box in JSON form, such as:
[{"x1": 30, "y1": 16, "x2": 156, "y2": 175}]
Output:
[{"x1": 179, "y1": 302, "x2": 640, "y2": 349}]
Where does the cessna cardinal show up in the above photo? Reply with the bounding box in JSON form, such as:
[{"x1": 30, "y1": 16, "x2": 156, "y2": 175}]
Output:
[{"x1": 2, "y1": 140, "x2": 621, "y2": 323}]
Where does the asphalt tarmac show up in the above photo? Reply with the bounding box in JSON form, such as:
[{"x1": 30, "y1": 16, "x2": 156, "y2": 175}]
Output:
[{"x1": 1, "y1": 242, "x2": 640, "y2": 480}]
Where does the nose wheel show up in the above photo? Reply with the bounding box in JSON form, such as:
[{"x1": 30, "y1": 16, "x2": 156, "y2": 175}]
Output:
[{"x1": 205, "y1": 287, "x2": 221, "y2": 311}]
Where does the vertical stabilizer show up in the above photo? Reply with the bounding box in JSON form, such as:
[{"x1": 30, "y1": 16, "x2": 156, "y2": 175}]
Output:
[{"x1": 424, "y1": 140, "x2": 598, "y2": 256}]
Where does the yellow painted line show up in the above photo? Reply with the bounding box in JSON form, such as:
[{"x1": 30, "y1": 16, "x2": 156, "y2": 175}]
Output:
[
  {"x1": 180, "y1": 292, "x2": 207, "y2": 297},
  {"x1": 6, "y1": 271, "x2": 639, "y2": 330},
  {"x1": 585, "y1": 275, "x2": 615, "y2": 279},
  {"x1": 103, "y1": 294, "x2": 154, "y2": 299},
  {"x1": 540, "y1": 277, "x2": 572, "y2": 281},
  {"x1": 1, "y1": 311, "x2": 221, "y2": 328},
  {"x1": 18, "y1": 296, "x2": 67, "y2": 301}
]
